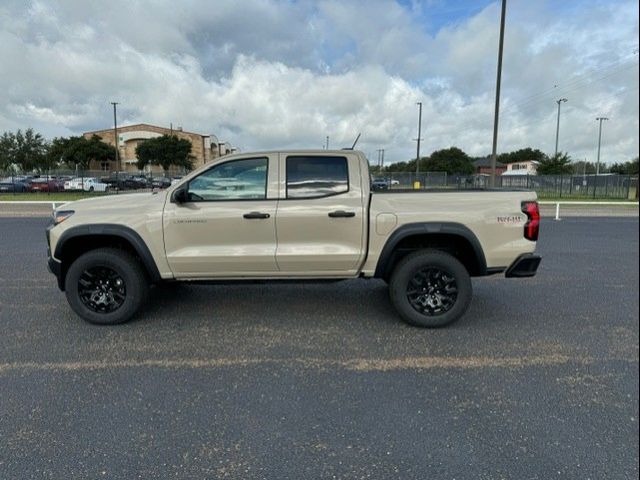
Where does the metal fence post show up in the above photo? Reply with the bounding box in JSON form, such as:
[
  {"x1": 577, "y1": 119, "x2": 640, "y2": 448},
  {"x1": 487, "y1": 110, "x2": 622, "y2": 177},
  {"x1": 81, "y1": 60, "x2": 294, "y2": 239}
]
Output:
[{"x1": 569, "y1": 174, "x2": 573, "y2": 196}]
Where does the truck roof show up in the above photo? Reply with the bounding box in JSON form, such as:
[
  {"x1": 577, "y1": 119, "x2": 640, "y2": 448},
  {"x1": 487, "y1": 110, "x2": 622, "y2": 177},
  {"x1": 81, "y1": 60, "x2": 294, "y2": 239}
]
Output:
[{"x1": 221, "y1": 149, "x2": 365, "y2": 157}]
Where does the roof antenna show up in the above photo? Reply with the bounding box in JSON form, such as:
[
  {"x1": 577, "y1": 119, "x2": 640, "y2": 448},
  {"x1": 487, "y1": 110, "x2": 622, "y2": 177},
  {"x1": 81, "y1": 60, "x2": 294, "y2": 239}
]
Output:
[{"x1": 350, "y1": 133, "x2": 361, "y2": 150}]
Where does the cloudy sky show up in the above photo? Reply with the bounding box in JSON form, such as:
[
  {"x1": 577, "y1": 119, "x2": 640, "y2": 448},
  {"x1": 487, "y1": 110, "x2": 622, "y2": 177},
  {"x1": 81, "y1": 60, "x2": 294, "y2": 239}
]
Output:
[{"x1": 1, "y1": 0, "x2": 638, "y2": 164}]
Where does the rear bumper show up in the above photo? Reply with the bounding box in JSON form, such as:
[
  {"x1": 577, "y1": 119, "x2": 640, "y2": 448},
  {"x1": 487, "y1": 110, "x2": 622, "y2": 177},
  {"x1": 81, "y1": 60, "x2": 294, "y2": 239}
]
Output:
[{"x1": 505, "y1": 253, "x2": 541, "y2": 278}]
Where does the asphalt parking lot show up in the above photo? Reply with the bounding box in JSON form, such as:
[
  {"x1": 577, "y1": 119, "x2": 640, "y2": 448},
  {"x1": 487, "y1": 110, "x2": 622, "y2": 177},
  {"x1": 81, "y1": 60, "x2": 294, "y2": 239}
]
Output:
[{"x1": 0, "y1": 216, "x2": 638, "y2": 479}]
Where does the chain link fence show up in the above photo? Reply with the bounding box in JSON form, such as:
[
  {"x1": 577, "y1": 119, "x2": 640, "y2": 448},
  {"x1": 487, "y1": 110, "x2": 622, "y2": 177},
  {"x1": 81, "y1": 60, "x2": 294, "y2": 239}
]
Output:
[
  {"x1": 372, "y1": 172, "x2": 638, "y2": 200},
  {"x1": 1, "y1": 167, "x2": 638, "y2": 201},
  {"x1": 0, "y1": 168, "x2": 188, "y2": 195}
]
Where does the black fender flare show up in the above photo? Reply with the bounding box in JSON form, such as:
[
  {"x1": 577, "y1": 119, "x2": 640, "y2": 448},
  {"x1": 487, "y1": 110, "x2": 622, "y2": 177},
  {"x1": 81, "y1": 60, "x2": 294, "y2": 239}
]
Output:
[
  {"x1": 54, "y1": 224, "x2": 162, "y2": 283},
  {"x1": 373, "y1": 222, "x2": 487, "y2": 278}
]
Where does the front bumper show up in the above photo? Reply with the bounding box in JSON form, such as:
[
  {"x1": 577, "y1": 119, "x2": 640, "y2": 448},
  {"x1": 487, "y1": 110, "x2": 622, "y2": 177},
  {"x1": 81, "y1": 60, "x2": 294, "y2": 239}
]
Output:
[
  {"x1": 505, "y1": 253, "x2": 541, "y2": 278},
  {"x1": 46, "y1": 223, "x2": 64, "y2": 290}
]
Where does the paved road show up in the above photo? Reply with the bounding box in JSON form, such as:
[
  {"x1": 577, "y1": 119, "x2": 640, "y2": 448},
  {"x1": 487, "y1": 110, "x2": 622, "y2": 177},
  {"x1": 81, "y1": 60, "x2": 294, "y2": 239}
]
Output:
[{"x1": 0, "y1": 217, "x2": 638, "y2": 479}]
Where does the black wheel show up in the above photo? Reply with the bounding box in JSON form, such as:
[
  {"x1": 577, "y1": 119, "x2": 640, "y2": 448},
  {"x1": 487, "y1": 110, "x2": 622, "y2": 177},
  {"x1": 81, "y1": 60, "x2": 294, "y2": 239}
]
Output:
[
  {"x1": 65, "y1": 248, "x2": 149, "y2": 325},
  {"x1": 89, "y1": 186, "x2": 94, "y2": 192},
  {"x1": 389, "y1": 249, "x2": 472, "y2": 328}
]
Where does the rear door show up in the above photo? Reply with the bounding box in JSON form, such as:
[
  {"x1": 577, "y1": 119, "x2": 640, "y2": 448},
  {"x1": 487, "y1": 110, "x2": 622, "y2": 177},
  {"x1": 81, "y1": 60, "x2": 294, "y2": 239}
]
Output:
[
  {"x1": 163, "y1": 155, "x2": 279, "y2": 277},
  {"x1": 275, "y1": 153, "x2": 366, "y2": 274}
]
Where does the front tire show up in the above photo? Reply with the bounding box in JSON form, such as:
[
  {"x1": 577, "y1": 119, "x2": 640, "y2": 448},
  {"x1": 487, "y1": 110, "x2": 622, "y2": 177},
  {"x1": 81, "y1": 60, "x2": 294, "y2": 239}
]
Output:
[
  {"x1": 65, "y1": 248, "x2": 149, "y2": 325},
  {"x1": 389, "y1": 249, "x2": 472, "y2": 328}
]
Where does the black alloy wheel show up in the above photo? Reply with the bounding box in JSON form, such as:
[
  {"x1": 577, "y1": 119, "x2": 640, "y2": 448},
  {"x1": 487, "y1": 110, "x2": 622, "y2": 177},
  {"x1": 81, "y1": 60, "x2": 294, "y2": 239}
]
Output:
[
  {"x1": 389, "y1": 249, "x2": 472, "y2": 328},
  {"x1": 78, "y1": 266, "x2": 126, "y2": 313},
  {"x1": 65, "y1": 248, "x2": 149, "y2": 325},
  {"x1": 406, "y1": 267, "x2": 458, "y2": 316}
]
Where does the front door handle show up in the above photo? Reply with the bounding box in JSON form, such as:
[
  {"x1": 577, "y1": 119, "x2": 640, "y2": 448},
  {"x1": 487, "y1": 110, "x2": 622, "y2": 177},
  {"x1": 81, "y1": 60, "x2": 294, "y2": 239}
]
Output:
[
  {"x1": 243, "y1": 211, "x2": 270, "y2": 219},
  {"x1": 328, "y1": 210, "x2": 356, "y2": 218}
]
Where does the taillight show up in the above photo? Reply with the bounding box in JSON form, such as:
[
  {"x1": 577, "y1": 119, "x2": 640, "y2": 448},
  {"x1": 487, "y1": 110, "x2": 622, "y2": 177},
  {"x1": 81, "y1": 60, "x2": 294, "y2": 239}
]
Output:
[{"x1": 522, "y1": 201, "x2": 540, "y2": 241}]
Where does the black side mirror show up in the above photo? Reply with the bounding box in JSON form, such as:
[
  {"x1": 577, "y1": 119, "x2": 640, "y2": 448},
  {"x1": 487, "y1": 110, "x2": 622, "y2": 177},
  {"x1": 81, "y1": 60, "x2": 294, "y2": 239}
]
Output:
[{"x1": 171, "y1": 186, "x2": 188, "y2": 204}]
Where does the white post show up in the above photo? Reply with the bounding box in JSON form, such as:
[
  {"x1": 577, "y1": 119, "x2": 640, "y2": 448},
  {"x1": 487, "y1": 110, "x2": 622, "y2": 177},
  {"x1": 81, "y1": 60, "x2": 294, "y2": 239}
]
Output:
[{"x1": 555, "y1": 202, "x2": 560, "y2": 221}]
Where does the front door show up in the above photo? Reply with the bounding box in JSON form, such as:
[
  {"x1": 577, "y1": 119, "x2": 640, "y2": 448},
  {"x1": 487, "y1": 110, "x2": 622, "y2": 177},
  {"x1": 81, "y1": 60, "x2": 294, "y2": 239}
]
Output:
[
  {"x1": 275, "y1": 154, "x2": 366, "y2": 274},
  {"x1": 163, "y1": 155, "x2": 279, "y2": 277}
]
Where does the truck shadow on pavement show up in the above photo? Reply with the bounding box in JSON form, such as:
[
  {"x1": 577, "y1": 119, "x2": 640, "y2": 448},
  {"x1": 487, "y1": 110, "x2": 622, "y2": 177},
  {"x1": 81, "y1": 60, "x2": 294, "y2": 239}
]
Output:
[{"x1": 137, "y1": 279, "x2": 505, "y2": 330}]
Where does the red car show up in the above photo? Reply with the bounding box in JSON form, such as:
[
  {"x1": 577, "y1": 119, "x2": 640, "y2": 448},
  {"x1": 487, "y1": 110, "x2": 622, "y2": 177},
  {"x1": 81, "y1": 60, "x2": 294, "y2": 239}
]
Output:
[{"x1": 29, "y1": 178, "x2": 64, "y2": 192}]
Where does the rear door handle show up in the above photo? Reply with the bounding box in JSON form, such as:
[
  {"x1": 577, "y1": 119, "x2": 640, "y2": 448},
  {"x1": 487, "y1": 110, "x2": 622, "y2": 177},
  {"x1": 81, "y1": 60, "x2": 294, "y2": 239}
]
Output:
[
  {"x1": 243, "y1": 211, "x2": 270, "y2": 219},
  {"x1": 328, "y1": 210, "x2": 356, "y2": 218}
]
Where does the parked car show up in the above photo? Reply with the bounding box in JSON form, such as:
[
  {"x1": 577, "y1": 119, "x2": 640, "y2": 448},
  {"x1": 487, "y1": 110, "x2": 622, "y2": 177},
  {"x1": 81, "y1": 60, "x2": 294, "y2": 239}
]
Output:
[
  {"x1": 101, "y1": 173, "x2": 150, "y2": 190},
  {"x1": 64, "y1": 177, "x2": 109, "y2": 192},
  {"x1": 371, "y1": 177, "x2": 389, "y2": 191},
  {"x1": 0, "y1": 177, "x2": 30, "y2": 192},
  {"x1": 46, "y1": 149, "x2": 541, "y2": 326},
  {"x1": 151, "y1": 176, "x2": 172, "y2": 189},
  {"x1": 130, "y1": 176, "x2": 154, "y2": 189},
  {"x1": 29, "y1": 177, "x2": 64, "y2": 192}
]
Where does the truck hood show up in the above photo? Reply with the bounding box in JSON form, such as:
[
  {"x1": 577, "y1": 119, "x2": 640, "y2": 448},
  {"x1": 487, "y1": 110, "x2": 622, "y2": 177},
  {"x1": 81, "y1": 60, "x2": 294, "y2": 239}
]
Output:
[{"x1": 59, "y1": 192, "x2": 168, "y2": 214}]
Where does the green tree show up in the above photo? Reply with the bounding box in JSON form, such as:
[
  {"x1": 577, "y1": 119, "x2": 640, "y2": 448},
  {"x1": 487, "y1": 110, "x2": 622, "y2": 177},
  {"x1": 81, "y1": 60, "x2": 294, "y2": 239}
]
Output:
[
  {"x1": 384, "y1": 160, "x2": 411, "y2": 173},
  {"x1": 135, "y1": 135, "x2": 194, "y2": 173},
  {"x1": 0, "y1": 128, "x2": 48, "y2": 172},
  {"x1": 609, "y1": 158, "x2": 639, "y2": 175},
  {"x1": 423, "y1": 147, "x2": 474, "y2": 175},
  {"x1": 537, "y1": 152, "x2": 573, "y2": 175},
  {"x1": 43, "y1": 137, "x2": 71, "y2": 171},
  {"x1": 497, "y1": 147, "x2": 547, "y2": 164},
  {"x1": 572, "y1": 160, "x2": 599, "y2": 175},
  {"x1": 0, "y1": 131, "x2": 15, "y2": 171},
  {"x1": 15, "y1": 128, "x2": 48, "y2": 171},
  {"x1": 60, "y1": 135, "x2": 116, "y2": 169}
]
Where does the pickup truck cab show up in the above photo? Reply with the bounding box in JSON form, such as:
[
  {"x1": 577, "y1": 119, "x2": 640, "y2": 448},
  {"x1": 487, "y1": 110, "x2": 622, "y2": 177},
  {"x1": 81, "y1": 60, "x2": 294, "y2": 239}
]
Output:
[{"x1": 47, "y1": 150, "x2": 541, "y2": 327}]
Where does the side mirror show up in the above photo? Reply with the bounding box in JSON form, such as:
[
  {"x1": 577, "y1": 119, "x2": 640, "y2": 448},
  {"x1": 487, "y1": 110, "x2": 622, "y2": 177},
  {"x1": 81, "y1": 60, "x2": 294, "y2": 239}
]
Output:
[{"x1": 171, "y1": 186, "x2": 188, "y2": 204}]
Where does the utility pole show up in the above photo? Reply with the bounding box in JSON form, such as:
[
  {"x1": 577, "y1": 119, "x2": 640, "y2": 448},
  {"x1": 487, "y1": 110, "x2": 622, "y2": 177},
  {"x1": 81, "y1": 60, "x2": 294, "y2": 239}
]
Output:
[
  {"x1": 554, "y1": 98, "x2": 568, "y2": 157},
  {"x1": 376, "y1": 149, "x2": 385, "y2": 173},
  {"x1": 489, "y1": 0, "x2": 507, "y2": 187},
  {"x1": 326, "y1": 136, "x2": 329, "y2": 150},
  {"x1": 111, "y1": 102, "x2": 119, "y2": 172},
  {"x1": 595, "y1": 117, "x2": 608, "y2": 175},
  {"x1": 415, "y1": 102, "x2": 423, "y2": 174}
]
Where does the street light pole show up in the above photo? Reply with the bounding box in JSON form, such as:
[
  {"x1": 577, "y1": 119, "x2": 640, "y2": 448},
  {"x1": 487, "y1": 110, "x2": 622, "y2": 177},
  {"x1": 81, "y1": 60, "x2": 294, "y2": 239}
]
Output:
[
  {"x1": 415, "y1": 102, "x2": 423, "y2": 175},
  {"x1": 595, "y1": 117, "x2": 608, "y2": 175},
  {"x1": 489, "y1": 0, "x2": 507, "y2": 187},
  {"x1": 326, "y1": 136, "x2": 329, "y2": 150},
  {"x1": 554, "y1": 98, "x2": 567, "y2": 157},
  {"x1": 111, "y1": 102, "x2": 119, "y2": 173}
]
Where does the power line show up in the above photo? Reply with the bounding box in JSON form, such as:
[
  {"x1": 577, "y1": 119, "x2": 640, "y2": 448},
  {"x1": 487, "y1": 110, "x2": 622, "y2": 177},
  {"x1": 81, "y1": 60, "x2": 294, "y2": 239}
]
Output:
[
  {"x1": 501, "y1": 55, "x2": 639, "y2": 115},
  {"x1": 500, "y1": 48, "x2": 638, "y2": 111}
]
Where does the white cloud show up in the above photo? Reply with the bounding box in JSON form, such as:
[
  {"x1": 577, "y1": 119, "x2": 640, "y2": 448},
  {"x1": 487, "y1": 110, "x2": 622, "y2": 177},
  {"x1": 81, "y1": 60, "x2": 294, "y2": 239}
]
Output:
[{"x1": 0, "y1": 0, "x2": 637, "y2": 164}]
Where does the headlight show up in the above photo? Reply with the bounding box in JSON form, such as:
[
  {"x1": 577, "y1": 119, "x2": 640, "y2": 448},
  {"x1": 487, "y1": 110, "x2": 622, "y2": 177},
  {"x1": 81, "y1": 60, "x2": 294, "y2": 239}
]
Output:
[{"x1": 53, "y1": 210, "x2": 75, "y2": 225}]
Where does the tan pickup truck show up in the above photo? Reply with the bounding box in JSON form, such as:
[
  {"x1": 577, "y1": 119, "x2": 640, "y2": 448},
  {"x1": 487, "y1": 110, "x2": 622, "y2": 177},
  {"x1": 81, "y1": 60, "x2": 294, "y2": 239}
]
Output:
[{"x1": 46, "y1": 150, "x2": 541, "y2": 327}]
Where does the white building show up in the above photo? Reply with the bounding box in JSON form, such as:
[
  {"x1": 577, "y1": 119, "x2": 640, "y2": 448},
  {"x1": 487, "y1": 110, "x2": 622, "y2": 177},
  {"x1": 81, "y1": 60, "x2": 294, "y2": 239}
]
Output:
[{"x1": 502, "y1": 160, "x2": 540, "y2": 176}]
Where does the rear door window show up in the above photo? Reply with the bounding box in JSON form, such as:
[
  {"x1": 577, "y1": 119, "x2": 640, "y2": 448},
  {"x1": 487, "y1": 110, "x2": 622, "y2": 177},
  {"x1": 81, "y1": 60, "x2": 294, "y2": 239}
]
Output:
[{"x1": 286, "y1": 156, "x2": 349, "y2": 199}]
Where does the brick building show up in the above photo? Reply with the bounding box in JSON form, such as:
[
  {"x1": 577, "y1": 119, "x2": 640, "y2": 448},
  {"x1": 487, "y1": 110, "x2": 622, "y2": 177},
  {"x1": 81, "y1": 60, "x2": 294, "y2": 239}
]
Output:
[
  {"x1": 473, "y1": 157, "x2": 507, "y2": 175},
  {"x1": 83, "y1": 123, "x2": 236, "y2": 174}
]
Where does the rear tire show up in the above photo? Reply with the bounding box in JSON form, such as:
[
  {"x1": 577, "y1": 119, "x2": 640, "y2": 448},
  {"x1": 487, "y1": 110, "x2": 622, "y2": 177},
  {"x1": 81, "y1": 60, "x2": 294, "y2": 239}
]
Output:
[
  {"x1": 389, "y1": 249, "x2": 472, "y2": 328},
  {"x1": 65, "y1": 248, "x2": 149, "y2": 325}
]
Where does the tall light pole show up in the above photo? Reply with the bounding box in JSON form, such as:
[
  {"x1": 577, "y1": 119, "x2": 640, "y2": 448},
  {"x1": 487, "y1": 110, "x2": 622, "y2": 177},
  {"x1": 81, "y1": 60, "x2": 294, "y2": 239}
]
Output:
[
  {"x1": 554, "y1": 98, "x2": 568, "y2": 157},
  {"x1": 325, "y1": 136, "x2": 329, "y2": 150},
  {"x1": 415, "y1": 102, "x2": 423, "y2": 175},
  {"x1": 595, "y1": 117, "x2": 608, "y2": 175},
  {"x1": 489, "y1": 0, "x2": 507, "y2": 187},
  {"x1": 111, "y1": 102, "x2": 119, "y2": 172}
]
